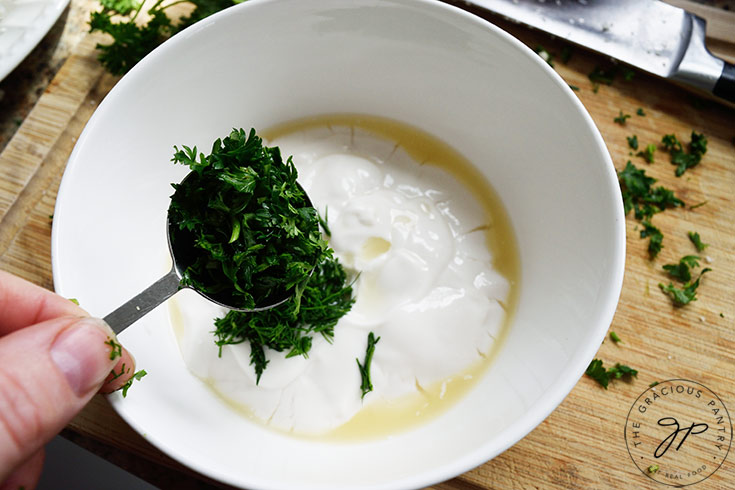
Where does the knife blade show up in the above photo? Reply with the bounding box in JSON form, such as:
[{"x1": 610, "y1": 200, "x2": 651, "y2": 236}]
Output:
[{"x1": 461, "y1": 0, "x2": 735, "y2": 104}]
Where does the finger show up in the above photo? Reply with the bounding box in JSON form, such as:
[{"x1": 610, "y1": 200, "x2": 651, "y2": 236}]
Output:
[
  {"x1": 0, "y1": 448, "x2": 44, "y2": 490},
  {"x1": 100, "y1": 347, "x2": 137, "y2": 394},
  {"x1": 0, "y1": 270, "x2": 87, "y2": 335},
  {"x1": 0, "y1": 316, "x2": 119, "y2": 481}
]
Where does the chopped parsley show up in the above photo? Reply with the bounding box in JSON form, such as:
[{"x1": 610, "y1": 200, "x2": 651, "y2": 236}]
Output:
[
  {"x1": 626, "y1": 135, "x2": 639, "y2": 150},
  {"x1": 213, "y1": 257, "x2": 355, "y2": 383},
  {"x1": 357, "y1": 332, "x2": 380, "y2": 399},
  {"x1": 640, "y1": 221, "x2": 663, "y2": 259},
  {"x1": 614, "y1": 111, "x2": 631, "y2": 125},
  {"x1": 68, "y1": 298, "x2": 80, "y2": 305},
  {"x1": 618, "y1": 161, "x2": 683, "y2": 220},
  {"x1": 121, "y1": 369, "x2": 147, "y2": 397},
  {"x1": 609, "y1": 331, "x2": 622, "y2": 344},
  {"x1": 636, "y1": 108, "x2": 646, "y2": 116},
  {"x1": 105, "y1": 338, "x2": 123, "y2": 360},
  {"x1": 586, "y1": 359, "x2": 638, "y2": 389},
  {"x1": 168, "y1": 128, "x2": 329, "y2": 310},
  {"x1": 637, "y1": 143, "x2": 656, "y2": 164},
  {"x1": 588, "y1": 65, "x2": 617, "y2": 92},
  {"x1": 659, "y1": 268, "x2": 711, "y2": 307},
  {"x1": 662, "y1": 132, "x2": 708, "y2": 176},
  {"x1": 89, "y1": 0, "x2": 237, "y2": 75},
  {"x1": 688, "y1": 231, "x2": 708, "y2": 251},
  {"x1": 649, "y1": 381, "x2": 659, "y2": 388},
  {"x1": 648, "y1": 464, "x2": 659, "y2": 474},
  {"x1": 618, "y1": 161, "x2": 685, "y2": 259},
  {"x1": 662, "y1": 255, "x2": 700, "y2": 283}
]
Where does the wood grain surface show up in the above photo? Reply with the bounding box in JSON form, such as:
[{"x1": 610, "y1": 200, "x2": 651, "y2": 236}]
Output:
[{"x1": 0, "y1": 2, "x2": 733, "y2": 489}]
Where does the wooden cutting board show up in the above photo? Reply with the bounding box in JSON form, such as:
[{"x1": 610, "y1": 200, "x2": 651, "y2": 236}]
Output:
[{"x1": 0, "y1": 3, "x2": 733, "y2": 489}]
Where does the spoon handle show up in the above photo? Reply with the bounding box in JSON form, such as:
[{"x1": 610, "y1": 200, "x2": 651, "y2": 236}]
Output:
[{"x1": 104, "y1": 268, "x2": 182, "y2": 334}]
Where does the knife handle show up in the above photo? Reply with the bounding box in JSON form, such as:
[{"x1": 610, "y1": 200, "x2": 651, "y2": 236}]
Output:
[{"x1": 713, "y1": 63, "x2": 735, "y2": 104}]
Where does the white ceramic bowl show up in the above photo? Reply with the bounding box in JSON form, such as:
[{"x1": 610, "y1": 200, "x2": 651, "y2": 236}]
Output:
[{"x1": 52, "y1": 0, "x2": 625, "y2": 488}]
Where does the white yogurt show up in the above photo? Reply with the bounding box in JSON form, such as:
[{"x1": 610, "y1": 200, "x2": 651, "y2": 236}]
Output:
[{"x1": 171, "y1": 119, "x2": 514, "y2": 436}]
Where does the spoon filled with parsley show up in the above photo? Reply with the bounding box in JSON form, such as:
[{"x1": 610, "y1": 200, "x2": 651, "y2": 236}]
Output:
[{"x1": 103, "y1": 128, "x2": 330, "y2": 334}]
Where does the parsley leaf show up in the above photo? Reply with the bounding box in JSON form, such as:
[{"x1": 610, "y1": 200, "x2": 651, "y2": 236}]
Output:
[
  {"x1": 662, "y1": 132, "x2": 708, "y2": 176},
  {"x1": 588, "y1": 65, "x2": 617, "y2": 92},
  {"x1": 90, "y1": 0, "x2": 237, "y2": 75},
  {"x1": 637, "y1": 143, "x2": 656, "y2": 164},
  {"x1": 659, "y1": 268, "x2": 711, "y2": 307},
  {"x1": 662, "y1": 255, "x2": 700, "y2": 283},
  {"x1": 610, "y1": 331, "x2": 622, "y2": 343},
  {"x1": 357, "y1": 332, "x2": 380, "y2": 399},
  {"x1": 688, "y1": 231, "x2": 708, "y2": 251},
  {"x1": 640, "y1": 221, "x2": 663, "y2": 259},
  {"x1": 618, "y1": 161, "x2": 683, "y2": 221},
  {"x1": 169, "y1": 128, "x2": 330, "y2": 310},
  {"x1": 586, "y1": 359, "x2": 637, "y2": 389},
  {"x1": 636, "y1": 108, "x2": 646, "y2": 116},
  {"x1": 627, "y1": 135, "x2": 639, "y2": 150},
  {"x1": 614, "y1": 110, "x2": 631, "y2": 125},
  {"x1": 105, "y1": 338, "x2": 123, "y2": 360},
  {"x1": 121, "y1": 369, "x2": 147, "y2": 397}
]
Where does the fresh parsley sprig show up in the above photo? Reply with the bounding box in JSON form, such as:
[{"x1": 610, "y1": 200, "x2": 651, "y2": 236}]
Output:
[{"x1": 89, "y1": 0, "x2": 237, "y2": 75}]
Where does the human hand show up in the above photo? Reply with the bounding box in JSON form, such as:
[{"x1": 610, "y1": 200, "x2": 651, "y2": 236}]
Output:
[{"x1": 0, "y1": 270, "x2": 135, "y2": 489}]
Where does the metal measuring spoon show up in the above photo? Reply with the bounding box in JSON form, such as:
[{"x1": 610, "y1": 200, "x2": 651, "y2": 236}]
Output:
[{"x1": 103, "y1": 175, "x2": 312, "y2": 334}]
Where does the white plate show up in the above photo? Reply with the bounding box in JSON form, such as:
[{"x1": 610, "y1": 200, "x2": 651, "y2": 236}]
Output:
[
  {"x1": 0, "y1": 0, "x2": 69, "y2": 81},
  {"x1": 51, "y1": 0, "x2": 625, "y2": 488}
]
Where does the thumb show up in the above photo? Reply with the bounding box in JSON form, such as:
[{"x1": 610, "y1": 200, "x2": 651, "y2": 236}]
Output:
[{"x1": 0, "y1": 316, "x2": 119, "y2": 481}]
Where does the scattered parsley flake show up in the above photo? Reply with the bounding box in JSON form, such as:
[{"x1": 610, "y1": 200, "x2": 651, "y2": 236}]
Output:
[
  {"x1": 618, "y1": 161, "x2": 683, "y2": 221},
  {"x1": 688, "y1": 231, "x2": 708, "y2": 252},
  {"x1": 569, "y1": 84, "x2": 580, "y2": 91},
  {"x1": 109, "y1": 363, "x2": 128, "y2": 381},
  {"x1": 648, "y1": 464, "x2": 659, "y2": 474},
  {"x1": 649, "y1": 381, "x2": 659, "y2": 388},
  {"x1": 610, "y1": 331, "x2": 622, "y2": 343},
  {"x1": 689, "y1": 201, "x2": 707, "y2": 210},
  {"x1": 626, "y1": 135, "x2": 639, "y2": 150},
  {"x1": 614, "y1": 110, "x2": 631, "y2": 125},
  {"x1": 68, "y1": 298, "x2": 80, "y2": 305},
  {"x1": 640, "y1": 220, "x2": 663, "y2": 259},
  {"x1": 121, "y1": 369, "x2": 147, "y2": 397},
  {"x1": 588, "y1": 66, "x2": 616, "y2": 91},
  {"x1": 662, "y1": 132, "x2": 707, "y2": 176},
  {"x1": 662, "y1": 255, "x2": 700, "y2": 283},
  {"x1": 585, "y1": 359, "x2": 638, "y2": 389},
  {"x1": 636, "y1": 143, "x2": 656, "y2": 163},
  {"x1": 356, "y1": 332, "x2": 380, "y2": 399},
  {"x1": 636, "y1": 108, "x2": 646, "y2": 116},
  {"x1": 659, "y1": 268, "x2": 711, "y2": 307},
  {"x1": 105, "y1": 338, "x2": 123, "y2": 360}
]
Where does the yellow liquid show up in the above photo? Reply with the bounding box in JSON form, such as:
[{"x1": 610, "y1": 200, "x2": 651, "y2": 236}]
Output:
[{"x1": 172, "y1": 114, "x2": 520, "y2": 440}]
